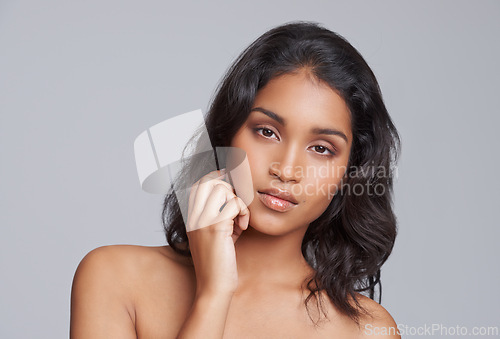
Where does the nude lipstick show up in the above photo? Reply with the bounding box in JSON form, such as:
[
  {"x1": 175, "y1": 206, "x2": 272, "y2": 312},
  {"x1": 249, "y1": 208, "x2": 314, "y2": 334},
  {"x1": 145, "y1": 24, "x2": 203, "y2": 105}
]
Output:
[{"x1": 257, "y1": 188, "x2": 298, "y2": 212}]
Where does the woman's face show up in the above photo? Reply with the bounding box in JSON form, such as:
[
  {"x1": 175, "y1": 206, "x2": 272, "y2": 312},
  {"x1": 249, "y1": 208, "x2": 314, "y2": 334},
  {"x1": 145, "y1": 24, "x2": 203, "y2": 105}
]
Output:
[{"x1": 230, "y1": 69, "x2": 353, "y2": 235}]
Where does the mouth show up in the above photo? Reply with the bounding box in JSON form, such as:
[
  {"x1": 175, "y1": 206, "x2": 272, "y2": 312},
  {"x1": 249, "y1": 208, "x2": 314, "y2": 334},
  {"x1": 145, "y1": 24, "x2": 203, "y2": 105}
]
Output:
[{"x1": 257, "y1": 188, "x2": 299, "y2": 212}]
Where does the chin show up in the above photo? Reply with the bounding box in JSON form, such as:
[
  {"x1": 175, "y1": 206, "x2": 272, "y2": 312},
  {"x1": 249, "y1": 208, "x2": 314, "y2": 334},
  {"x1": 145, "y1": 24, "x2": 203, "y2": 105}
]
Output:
[{"x1": 247, "y1": 222, "x2": 286, "y2": 236}]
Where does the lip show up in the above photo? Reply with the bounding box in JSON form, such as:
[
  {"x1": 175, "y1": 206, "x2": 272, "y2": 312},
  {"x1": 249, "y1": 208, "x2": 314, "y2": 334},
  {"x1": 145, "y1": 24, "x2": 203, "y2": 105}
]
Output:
[
  {"x1": 259, "y1": 187, "x2": 299, "y2": 204},
  {"x1": 257, "y1": 188, "x2": 299, "y2": 212}
]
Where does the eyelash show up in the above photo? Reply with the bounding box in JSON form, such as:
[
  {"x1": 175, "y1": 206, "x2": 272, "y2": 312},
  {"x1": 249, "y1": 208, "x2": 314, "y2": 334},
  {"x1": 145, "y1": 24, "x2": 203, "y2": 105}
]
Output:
[{"x1": 253, "y1": 127, "x2": 337, "y2": 157}]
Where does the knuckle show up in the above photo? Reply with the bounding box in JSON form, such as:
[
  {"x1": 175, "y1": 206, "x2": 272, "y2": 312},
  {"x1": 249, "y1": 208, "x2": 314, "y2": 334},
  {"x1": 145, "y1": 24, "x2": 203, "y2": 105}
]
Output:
[
  {"x1": 199, "y1": 172, "x2": 218, "y2": 183},
  {"x1": 224, "y1": 197, "x2": 238, "y2": 211},
  {"x1": 214, "y1": 182, "x2": 232, "y2": 193},
  {"x1": 199, "y1": 176, "x2": 211, "y2": 185},
  {"x1": 214, "y1": 182, "x2": 227, "y2": 190}
]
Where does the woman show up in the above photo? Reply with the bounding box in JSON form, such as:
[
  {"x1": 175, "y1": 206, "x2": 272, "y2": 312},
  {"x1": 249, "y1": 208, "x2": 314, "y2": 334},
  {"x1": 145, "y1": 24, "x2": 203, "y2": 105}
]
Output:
[{"x1": 71, "y1": 21, "x2": 402, "y2": 338}]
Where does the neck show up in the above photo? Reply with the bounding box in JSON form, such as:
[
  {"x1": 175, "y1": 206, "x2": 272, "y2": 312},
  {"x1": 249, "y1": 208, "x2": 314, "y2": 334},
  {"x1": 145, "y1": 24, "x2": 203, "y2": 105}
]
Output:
[{"x1": 233, "y1": 224, "x2": 315, "y2": 293}]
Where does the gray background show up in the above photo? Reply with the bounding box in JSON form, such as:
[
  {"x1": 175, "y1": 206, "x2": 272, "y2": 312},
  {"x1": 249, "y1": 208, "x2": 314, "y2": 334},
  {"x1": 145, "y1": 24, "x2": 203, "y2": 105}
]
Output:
[{"x1": 1, "y1": 0, "x2": 499, "y2": 337}]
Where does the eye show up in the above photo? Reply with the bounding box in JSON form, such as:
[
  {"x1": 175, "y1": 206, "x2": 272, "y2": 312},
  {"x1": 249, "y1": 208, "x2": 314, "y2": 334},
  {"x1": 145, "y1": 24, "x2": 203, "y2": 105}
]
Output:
[
  {"x1": 310, "y1": 145, "x2": 336, "y2": 157},
  {"x1": 254, "y1": 127, "x2": 279, "y2": 140}
]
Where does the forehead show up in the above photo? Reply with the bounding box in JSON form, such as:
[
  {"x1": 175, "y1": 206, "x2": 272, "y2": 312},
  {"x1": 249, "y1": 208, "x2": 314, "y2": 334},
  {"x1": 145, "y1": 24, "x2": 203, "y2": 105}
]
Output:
[{"x1": 251, "y1": 71, "x2": 352, "y2": 138}]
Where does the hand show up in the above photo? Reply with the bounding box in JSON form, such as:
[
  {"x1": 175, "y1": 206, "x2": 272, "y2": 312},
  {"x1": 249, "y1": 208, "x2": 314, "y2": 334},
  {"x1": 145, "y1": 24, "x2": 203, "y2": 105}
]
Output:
[{"x1": 185, "y1": 169, "x2": 250, "y2": 297}]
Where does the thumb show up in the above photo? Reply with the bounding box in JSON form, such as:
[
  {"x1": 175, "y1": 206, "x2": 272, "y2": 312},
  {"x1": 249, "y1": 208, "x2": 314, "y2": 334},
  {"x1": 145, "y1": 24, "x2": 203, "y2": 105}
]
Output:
[{"x1": 232, "y1": 197, "x2": 249, "y2": 243}]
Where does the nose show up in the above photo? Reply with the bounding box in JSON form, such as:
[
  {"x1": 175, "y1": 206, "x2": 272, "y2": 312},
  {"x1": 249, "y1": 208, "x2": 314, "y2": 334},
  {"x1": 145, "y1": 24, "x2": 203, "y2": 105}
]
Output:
[{"x1": 269, "y1": 142, "x2": 303, "y2": 183}]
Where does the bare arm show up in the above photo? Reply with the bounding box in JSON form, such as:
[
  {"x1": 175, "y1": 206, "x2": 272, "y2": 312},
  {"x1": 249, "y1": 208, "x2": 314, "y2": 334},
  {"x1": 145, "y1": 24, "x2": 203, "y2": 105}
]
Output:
[
  {"x1": 175, "y1": 169, "x2": 249, "y2": 338},
  {"x1": 70, "y1": 246, "x2": 137, "y2": 339},
  {"x1": 176, "y1": 291, "x2": 233, "y2": 339}
]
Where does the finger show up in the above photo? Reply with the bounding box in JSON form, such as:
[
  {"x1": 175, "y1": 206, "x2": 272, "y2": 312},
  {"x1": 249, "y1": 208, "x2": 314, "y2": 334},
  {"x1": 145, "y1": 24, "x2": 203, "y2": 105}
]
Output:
[
  {"x1": 227, "y1": 197, "x2": 249, "y2": 243},
  {"x1": 217, "y1": 195, "x2": 249, "y2": 225},
  {"x1": 188, "y1": 169, "x2": 225, "y2": 212},
  {"x1": 191, "y1": 178, "x2": 233, "y2": 221},
  {"x1": 188, "y1": 169, "x2": 233, "y2": 222},
  {"x1": 231, "y1": 224, "x2": 246, "y2": 243},
  {"x1": 234, "y1": 196, "x2": 250, "y2": 231},
  {"x1": 197, "y1": 183, "x2": 236, "y2": 228}
]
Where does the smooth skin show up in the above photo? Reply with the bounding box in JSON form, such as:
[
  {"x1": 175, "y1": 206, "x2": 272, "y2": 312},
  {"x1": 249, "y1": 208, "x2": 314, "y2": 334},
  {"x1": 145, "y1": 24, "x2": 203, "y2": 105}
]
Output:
[{"x1": 70, "y1": 69, "x2": 401, "y2": 338}]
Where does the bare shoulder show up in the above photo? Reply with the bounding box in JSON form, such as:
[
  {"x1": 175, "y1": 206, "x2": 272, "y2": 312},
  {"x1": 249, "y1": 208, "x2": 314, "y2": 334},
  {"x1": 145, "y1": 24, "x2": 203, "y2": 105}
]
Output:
[
  {"x1": 355, "y1": 293, "x2": 401, "y2": 338},
  {"x1": 73, "y1": 244, "x2": 193, "y2": 287},
  {"x1": 70, "y1": 244, "x2": 196, "y2": 338}
]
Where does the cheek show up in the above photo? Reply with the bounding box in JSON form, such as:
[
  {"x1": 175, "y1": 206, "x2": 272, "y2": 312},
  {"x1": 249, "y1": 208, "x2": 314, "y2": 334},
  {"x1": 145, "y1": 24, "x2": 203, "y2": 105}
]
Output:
[
  {"x1": 245, "y1": 148, "x2": 269, "y2": 180},
  {"x1": 231, "y1": 132, "x2": 269, "y2": 183},
  {"x1": 301, "y1": 161, "x2": 348, "y2": 210}
]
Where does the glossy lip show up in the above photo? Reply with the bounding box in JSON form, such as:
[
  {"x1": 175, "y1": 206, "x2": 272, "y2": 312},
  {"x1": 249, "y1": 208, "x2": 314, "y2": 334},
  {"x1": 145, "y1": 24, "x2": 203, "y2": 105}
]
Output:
[
  {"x1": 257, "y1": 192, "x2": 298, "y2": 212},
  {"x1": 257, "y1": 187, "x2": 299, "y2": 213},
  {"x1": 258, "y1": 187, "x2": 299, "y2": 204}
]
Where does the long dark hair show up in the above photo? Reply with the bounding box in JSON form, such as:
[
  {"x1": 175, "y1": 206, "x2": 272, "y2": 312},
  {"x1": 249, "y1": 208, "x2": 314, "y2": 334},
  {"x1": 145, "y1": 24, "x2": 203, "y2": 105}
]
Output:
[{"x1": 162, "y1": 20, "x2": 401, "y2": 326}]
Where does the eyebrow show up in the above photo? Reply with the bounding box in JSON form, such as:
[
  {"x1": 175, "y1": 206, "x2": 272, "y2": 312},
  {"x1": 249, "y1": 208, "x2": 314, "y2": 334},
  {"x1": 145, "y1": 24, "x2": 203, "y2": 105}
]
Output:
[{"x1": 250, "y1": 107, "x2": 349, "y2": 143}]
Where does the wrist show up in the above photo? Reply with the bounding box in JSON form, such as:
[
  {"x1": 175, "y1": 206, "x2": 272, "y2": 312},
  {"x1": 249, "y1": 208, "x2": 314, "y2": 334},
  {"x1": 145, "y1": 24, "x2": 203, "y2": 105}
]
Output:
[{"x1": 195, "y1": 288, "x2": 235, "y2": 303}]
